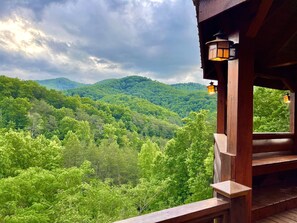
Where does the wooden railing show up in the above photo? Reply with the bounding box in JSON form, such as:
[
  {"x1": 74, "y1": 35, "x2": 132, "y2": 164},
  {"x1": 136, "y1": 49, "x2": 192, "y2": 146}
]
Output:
[
  {"x1": 252, "y1": 132, "x2": 294, "y2": 140},
  {"x1": 114, "y1": 198, "x2": 230, "y2": 223},
  {"x1": 214, "y1": 134, "x2": 235, "y2": 183}
]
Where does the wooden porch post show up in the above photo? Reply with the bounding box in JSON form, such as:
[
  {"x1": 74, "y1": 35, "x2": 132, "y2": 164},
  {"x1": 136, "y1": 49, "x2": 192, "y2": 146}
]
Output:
[
  {"x1": 215, "y1": 64, "x2": 227, "y2": 134},
  {"x1": 226, "y1": 31, "x2": 254, "y2": 223}
]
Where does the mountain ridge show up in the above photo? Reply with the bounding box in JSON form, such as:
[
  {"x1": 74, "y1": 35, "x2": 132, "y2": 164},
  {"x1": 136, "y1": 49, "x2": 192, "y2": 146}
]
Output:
[
  {"x1": 65, "y1": 76, "x2": 216, "y2": 117},
  {"x1": 36, "y1": 77, "x2": 87, "y2": 90}
]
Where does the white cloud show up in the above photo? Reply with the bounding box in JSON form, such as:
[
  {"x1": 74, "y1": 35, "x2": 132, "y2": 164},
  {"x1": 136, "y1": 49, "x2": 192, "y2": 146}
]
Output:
[{"x1": 0, "y1": 0, "x2": 203, "y2": 84}]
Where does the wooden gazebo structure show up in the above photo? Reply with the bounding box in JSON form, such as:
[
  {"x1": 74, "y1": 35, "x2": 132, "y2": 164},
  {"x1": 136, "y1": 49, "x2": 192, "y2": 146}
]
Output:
[{"x1": 115, "y1": 0, "x2": 297, "y2": 222}]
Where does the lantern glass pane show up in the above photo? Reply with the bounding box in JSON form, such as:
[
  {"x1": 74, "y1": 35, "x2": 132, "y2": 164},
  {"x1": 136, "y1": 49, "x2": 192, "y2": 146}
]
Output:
[
  {"x1": 208, "y1": 43, "x2": 218, "y2": 60},
  {"x1": 223, "y1": 49, "x2": 229, "y2": 58},
  {"x1": 217, "y1": 49, "x2": 223, "y2": 57}
]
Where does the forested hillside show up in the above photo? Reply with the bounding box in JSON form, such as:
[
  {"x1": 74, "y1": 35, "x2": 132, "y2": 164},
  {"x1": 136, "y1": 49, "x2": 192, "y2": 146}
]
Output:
[
  {"x1": 171, "y1": 82, "x2": 205, "y2": 91},
  {"x1": 37, "y1": 77, "x2": 87, "y2": 90},
  {"x1": 0, "y1": 75, "x2": 289, "y2": 222},
  {"x1": 0, "y1": 75, "x2": 215, "y2": 222},
  {"x1": 66, "y1": 76, "x2": 216, "y2": 117}
]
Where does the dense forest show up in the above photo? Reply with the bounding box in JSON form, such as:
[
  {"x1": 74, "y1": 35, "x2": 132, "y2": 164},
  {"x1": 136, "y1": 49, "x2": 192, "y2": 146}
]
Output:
[
  {"x1": 37, "y1": 78, "x2": 88, "y2": 90},
  {"x1": 0, "y1": 75, "x2": 290, "y2": 222},
  {"x1": 65, "y1": 76, "x2": 216, "y2": 117}
]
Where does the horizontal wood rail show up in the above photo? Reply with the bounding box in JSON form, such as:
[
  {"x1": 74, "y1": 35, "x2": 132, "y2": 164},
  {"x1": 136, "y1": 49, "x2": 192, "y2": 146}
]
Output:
[
  {"x1": 114, "y1": 198, "x2": 230, "y2": 223},
  {"x1": 252, "y1": 132, "x2": 297, "y2": 176},
  {"x1": 253, "y1": 138, "x2": 294, "y2": 153},
  {"x1": 253, "y1": 132, "x2": 294, "y2": 140}
]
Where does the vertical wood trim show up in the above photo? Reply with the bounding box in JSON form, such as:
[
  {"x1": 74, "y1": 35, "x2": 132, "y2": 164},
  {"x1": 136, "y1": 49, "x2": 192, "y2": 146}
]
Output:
[
  {"x1": 216, "y1": 64, "x2": 227, "y2": 134},
  {"x1": 290, "y1": 92, "x2": 295, "y2": 133},
  {"x1": 290, "y1": 92, "x2": 297, "y2": 153},
  {"x1": 226, "y1": 31, "x2": 254, "y2": 223}
]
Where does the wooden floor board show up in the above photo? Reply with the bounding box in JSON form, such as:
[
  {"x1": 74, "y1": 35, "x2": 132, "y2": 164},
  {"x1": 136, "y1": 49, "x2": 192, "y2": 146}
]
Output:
[{"x1": 256, "y1": 208, "x2": 297, "y2": 222}]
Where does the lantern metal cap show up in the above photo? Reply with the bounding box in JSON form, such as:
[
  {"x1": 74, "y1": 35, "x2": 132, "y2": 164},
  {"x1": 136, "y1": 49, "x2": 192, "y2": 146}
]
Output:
[{"x1": 205, "y1": 32, "x2": 234, "y2": 46}]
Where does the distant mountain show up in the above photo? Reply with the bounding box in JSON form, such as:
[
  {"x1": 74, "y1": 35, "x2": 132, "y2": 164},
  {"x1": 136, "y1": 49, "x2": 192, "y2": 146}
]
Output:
[
  {"x1": 36, "y1": 78, "x2": 87, "y2": 90},
  {"x1": 171, "y1": 83, "x2": 205, "y2": 91},
  {"x1": 66, "y1": 76, "x2": 216, "y2": 117}
]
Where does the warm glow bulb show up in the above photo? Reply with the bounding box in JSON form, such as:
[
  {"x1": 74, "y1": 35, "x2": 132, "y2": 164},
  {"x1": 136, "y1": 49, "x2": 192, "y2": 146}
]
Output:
[
  {"x1": 207, "y1": 82, "x2": 217, "y2": 94},
  {"x1": 284, "y1": 94, "x2": 291, "y2": 104}
]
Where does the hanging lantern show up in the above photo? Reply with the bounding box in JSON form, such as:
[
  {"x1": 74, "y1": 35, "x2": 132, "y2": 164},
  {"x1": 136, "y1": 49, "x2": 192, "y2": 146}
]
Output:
[
  {"x1": 206, "y1": 32, "x2": 235, "y2": 61},
  {"x1": 284, "y1": 93, "x2": 291, "y2": 103},
  {"x1": 207, "y1": 82, "x2": 217, "y2": 95}
]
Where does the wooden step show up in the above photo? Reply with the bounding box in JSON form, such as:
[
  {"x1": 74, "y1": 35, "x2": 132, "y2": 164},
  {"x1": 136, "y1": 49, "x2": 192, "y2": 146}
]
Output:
[
  {"x1": 252, "y1": 152, "x2": 297, "y2": 176},
  {"x1": 256, "y1": 208, "x2": 297, "y2": 223},
  {"x1": 252, "y1": 183, "x2": 297, "y2": 221}
]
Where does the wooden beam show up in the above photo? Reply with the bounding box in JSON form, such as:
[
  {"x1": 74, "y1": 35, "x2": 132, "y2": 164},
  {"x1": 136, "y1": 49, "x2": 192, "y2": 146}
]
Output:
[
  {"x1": 198, "y1": 0, "x2": 247, "y2": 22},
  {"x1": 226, "y1": 31, "x2": 254, "y2": 223},
  {"x1": 246, "y1": 0, "x2": 273, "y2": 38},
  {"x1": 260, "y1": 1, "x2": 297, "y2": 67},
  {"x1": 267, "y1": 55, "x2": 297, "y2": 68},
  {"x1": 254, "y1": 77, "x2": 286, "y2": 90}
]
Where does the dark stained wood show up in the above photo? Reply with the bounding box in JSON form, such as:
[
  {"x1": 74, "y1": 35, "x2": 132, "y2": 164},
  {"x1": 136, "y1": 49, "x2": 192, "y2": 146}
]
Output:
[
  {"x1": 253, "y1": 153, "x2": 297, "y2": 166},
  {"x1": 252, "y1": 152, "x2": 297, "y2": 176},
  {"x1": 253, "y1": 183, "x2": 297, "y2": 221},
  {"x1": 253, "y1": 138, "x2": 294, "y2": 153},
  {"x1": 253, "y1": 133, "x2": 294, "y2": 140},
  {"x1": 114, "y1": 198, "x2": 230, "y2": 223},
  {"x1": 254, "y1": 155, "x2": 289, "y2": 177},
  {"x1": 253, "y1": 77, "x2": 288, "y2": 90},
  {"x1": 198, "y1": 0, "x2": 247, "y2": 22},
  {"x1": 214, "y1": 134, "x2": 236, "y2": 182},
  {"x1": 213, "y1": 181, "x2": 251, "y2": 223},
  {"x1": 290, "y1": 91, "x2": 297, "y2": 153},
  {"x1": 230, "y1": 196, "x2": 250, "y2": 223},
  {"x1": 192, "y1": 1, "x2": 297, "y2": 223},
  {"x1": 246, "y1": 0, "x2": 273, "y2": 38},
  {"x1": 256, "y1": 208, "x2": 297, "y2": 222},
  {"x1": 215, "y1": 63, "x2": 227, "y2": 134},
  {"x1": 226, "y1": 31, "x2": 254, "y2": 222},
  {"x1": 255, "y1": 1, "x2": 297, "y2": 68},
  {"x1": 211, "y1": 181, "x2": 251, "y2": 199},
  {"x1": 267, "y1": 55, "x2": 297, "y2": 69},
  {"x1": 221, "y1": 152, "x2": 236, "y2": 181}
]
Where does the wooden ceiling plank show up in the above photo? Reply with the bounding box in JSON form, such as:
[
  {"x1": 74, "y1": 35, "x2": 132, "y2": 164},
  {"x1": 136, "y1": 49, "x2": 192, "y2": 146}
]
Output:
[
  {"x1": 260, "y1": 1, "x2": 297, "y2": 66},
  {"x1": 198, "y1": 0, "x2": 247, "y2": 22}
]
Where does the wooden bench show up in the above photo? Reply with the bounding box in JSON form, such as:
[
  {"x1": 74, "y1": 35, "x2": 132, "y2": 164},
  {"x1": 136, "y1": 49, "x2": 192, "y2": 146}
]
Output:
[{"x1": 252, "y1": 134, "x2": 297, "y2": 176}]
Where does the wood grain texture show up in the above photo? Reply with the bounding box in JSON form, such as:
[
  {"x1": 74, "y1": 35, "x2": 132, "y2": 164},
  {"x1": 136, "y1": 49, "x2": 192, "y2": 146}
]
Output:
[
  {"x1": 215, "y1": 64, "x2": 227, "y2": 134},
  {"x1": 256, "y1": 208, "x2": 297, "y2": 223},
  {"x1": 114, "y1": 198, "x2": 229, "y2": 223},
  {"x1": 253, "y1": 183, "x2": 297, "y2": 221},
  {"x1": 226, "y1": 31, "x2": 254, "y2": 223},
  {"x1": 253, "y1": 133, "x2": 294, "y2": 140},
  {"x1": 246, "y1": 0, "x2": 273, "y2": 38},
  {"x1": 253, "y1": 138, "x2": 294, "y2": 153},
  {"x1": 198, "y1": 0, "x2": 247, "y2": 22},
  {"x1": 211, "y1": 181, "x2": 251, "y2": 199}
]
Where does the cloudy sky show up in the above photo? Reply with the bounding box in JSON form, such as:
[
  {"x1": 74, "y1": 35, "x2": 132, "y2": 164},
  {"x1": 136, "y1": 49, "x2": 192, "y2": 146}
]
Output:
[{"x1": 0, "y1": 0, "x2": 205, "y2": 84}]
